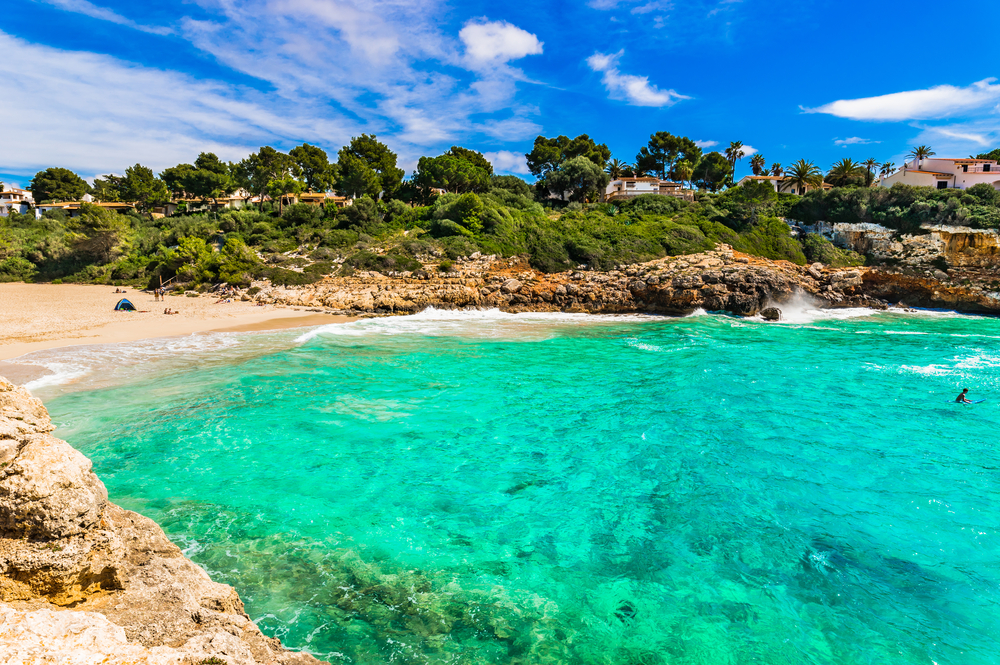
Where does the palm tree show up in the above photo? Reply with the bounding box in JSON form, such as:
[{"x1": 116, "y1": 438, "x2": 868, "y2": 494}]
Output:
[
  {"x1": 769, "y1": 163, "x2": 783, "y2": 177},
  {"x1": 827, "y1": 158, "x2": 864, "y2": 187},
  {"x1": 862, "y1": 158, "x2": 879, "y2": 187},
  {"x1": 606, "y1": 158, "x2": 627, "y2": 180},
  {"x1": 749, "y1": 154, "x2": 766, "y2": 176},
  {"x1": 907, "y1": 145, "x2": 935, "y2": 169},
  {"x1": 724, "y1": 141, "x2": 746, "y2": 185},
  {"x1": 783, "y1": 159, "x2": 823, "y2": 195},
  {"x1": 675, "y1": 159, "x2": 694, "y2": 188},
  {"x1": 879, "y1": 161, "x2": 895, "y2": 177},
  {"x1": 631, "y1": 162, "x2": 649, "y2": 177}
]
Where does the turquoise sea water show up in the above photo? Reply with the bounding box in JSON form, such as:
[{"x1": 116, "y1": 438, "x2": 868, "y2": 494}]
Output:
[{"x1": 30, "y1": 307, "x2": 1000, "y2": 664}]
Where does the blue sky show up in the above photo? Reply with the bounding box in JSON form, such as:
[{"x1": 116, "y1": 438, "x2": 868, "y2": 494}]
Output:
[{"x1": 2, "y1": 0, "x2": 1000, "y2": 187}]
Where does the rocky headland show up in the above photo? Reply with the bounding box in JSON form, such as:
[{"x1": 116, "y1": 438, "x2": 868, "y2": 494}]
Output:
[
  {"x1": 248, "y1": 243, "x2": 1000, "y2": 318},
  {"x1": 0, "y1": 377, "x2": 326, "y2": 664}
]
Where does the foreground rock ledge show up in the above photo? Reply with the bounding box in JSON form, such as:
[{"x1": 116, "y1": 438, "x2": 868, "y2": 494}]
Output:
[{"x1": 0, "y1": 377, "x2": 325, "y2": 665}]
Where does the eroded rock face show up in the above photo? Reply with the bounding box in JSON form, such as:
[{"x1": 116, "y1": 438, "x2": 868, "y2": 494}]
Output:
[
  {"x1": 252, "y1": 245, "x2": 926, "y2": 317},
  {"x1": 0, "y1": 378, "x2": 326, "y2": 665}
]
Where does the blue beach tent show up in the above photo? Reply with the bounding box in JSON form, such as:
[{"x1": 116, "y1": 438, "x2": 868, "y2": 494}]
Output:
[{"x1": 114, "y1": 298, "x2": 136, "y2": 311}]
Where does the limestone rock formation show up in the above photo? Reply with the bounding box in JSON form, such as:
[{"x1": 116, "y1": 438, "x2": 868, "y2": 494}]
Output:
[
  {"x1": 251, "y1": 245, "x2": 922, "y2": 317},
  {"x1": 0, "y1": 377, "x2": 325, "y2": 665}
]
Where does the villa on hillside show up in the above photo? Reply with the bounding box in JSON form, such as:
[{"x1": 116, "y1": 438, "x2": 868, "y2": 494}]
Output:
[
  {"x1": 36, "y1": 200, "x2": 136, "y2": 217},
  {"x1": 736, "y1": 175, "x2": 832, "y2": 195},
  {"x1": 0, "y1": 186, "x2": 33, "y2": 217},
  {"x1": 603, "y1": 177, "x2": 695, "y2": 203},
  {"x1": 281, "y1": 191, "x2": 353, "y2": 209},
  {"x1": 879, "y1": 157, "x2": 1000, "y2": 190}
]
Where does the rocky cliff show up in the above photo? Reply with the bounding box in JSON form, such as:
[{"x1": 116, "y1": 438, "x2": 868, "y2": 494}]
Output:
[
  {"x1": 0, "y1": 377, "x2": 326, "y2": 665},
  {"x1": 248, "y1": 245, "x2": 1000, "y2": 317},
  {"x1": 252, "y1": 245, "x2": 894, "y2": 316}
]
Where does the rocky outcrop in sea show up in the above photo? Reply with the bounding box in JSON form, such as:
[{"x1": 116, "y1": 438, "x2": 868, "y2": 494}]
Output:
[
  {"x1": 0, "y1": 377, "x2": 325, "y2": 664},
  {"x1": 249, "y1": 244, "x2": 1000, "y2": 317}
]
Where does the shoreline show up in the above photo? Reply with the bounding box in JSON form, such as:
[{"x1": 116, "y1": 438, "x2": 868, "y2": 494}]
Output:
[
  {"x1": 0, "y1": 283, "x2": 359, "y2": 384},
  {"x1": 0, "y1": 310, "x2": 356, "y2": 363}
]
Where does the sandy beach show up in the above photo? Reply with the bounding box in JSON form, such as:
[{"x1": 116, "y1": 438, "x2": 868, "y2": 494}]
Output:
[{"x1": 0, "y1": 283, "x2": 356, "y2": 383}]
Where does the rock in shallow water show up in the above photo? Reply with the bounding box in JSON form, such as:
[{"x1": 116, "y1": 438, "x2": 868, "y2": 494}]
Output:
[{"x1": 761, "y1": 307, "x2": 782, "y2": 321}]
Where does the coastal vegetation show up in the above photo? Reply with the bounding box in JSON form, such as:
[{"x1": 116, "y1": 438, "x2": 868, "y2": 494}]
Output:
[{"x1": 2, "y1": 135, "x2": 998, "y2": 286}]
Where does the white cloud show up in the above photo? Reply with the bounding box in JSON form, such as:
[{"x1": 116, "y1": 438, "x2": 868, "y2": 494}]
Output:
[
  {"x1": 694, "y1": 139, "x2": 718, "y2": 149},
  {"x1": 0, "y1": 30, "x2": 353, "y2": 176},
  {"x1": 631, "y1": 2, "x2": 665, "y2": 14},
  {"x1": 40, "y1": 0, "x2": 171, "y2": 35},
  {"x1": 484, "y1": 150, "x2": 530, "y2": 175},
  {"x1": 459, "y1": 20, "x2": 543, "y2": 65},
  {"x1": 739, "y1": 145, "x2": 757, "y2": 156},
  {"x1": 807, "y1": 79, "x2": 1000, "y2": 121},
  {"x1": 586, "y1": 50, "x2": 688, "y2": 107},
  {"x1": 176, "y1": 2, "x2": 541, "y2": 144},
  {"x1": 922, "y1": 126, "x2": 992, "y2": 146},
  {"x1": 2, "y1": 2, "x2": 545, "y2": 176},
  {"x1": 834, "y1": 137, "x2": 881, "y2": 146}
]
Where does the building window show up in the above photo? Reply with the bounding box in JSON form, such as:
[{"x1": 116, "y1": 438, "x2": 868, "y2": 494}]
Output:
[
  {"x1": 985, "y1": 164, "x2": 992, "y2": 172},
  {"x1": 937, "y1": 181, "x2": 948, "y2": 189},
  {"x1": 963, "y1": 165, "x2": 968, "y2": 172}
]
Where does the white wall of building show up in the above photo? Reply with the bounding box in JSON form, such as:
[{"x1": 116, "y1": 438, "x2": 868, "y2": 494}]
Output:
[{"x1": 881, "y1": 158, "x2": 1000, "y2": 191}]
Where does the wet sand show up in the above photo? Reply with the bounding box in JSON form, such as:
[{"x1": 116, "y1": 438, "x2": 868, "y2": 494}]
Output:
[{"x1": 0, "y1": 284, "x2": 356, "y2": 377}]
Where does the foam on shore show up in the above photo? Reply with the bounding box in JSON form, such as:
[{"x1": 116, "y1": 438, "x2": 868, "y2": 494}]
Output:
[{"x1": 295, "y1": 307, "x2": 664, "y2": 342}]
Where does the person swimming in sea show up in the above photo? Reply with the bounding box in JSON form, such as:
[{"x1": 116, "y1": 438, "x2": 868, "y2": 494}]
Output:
[{"x1": 956, "y1": 388, "x2": 972, "y2": 404}]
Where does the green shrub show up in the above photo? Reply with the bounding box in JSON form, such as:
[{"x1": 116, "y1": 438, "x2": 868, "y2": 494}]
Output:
[
  {"x1": 342, "y1": 251, "x2": 421, "y2": 274},
  {"x1": 801, "y1": 233, "x2": 865, "y2": 267},
  {"x1": 0, "y1": 256, "x2": 37, "y2": 282},
  {"x1": 247, "y1": 286, "x2": 261, "y2": 296},
  {"x1": 733, "y1": 217, "x2": 807, "y2": 265},
  {"x1": 438, "y1": 259, "x2": 454, "y2": 272},
  {"x1": 438, "y1": 236, "x2": 479, "y2": 259},
  {"x1": 280, "y1": 203, "x2": 321, "y2": 228}
]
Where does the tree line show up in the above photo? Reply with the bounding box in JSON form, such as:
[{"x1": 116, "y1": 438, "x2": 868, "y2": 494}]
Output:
[{"x1": 22, "y1": 133, "x2": 982, "y2": 217}]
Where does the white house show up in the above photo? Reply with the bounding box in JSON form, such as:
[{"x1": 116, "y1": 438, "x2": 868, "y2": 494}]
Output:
[
  {"x1": 603, "y1": 177, "x2": 694, "y2": 202},
  {"x1": 736, "y1": 175, "x2": 831, "y2": 195},
  {"x1": 879, "y1": 157, "x2": 1000, "y2": 191},
  {"x1": 0, "y1": 186, "x2": 34, "y2": 217}
]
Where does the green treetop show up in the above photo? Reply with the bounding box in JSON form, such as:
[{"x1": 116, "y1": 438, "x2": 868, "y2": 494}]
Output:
[
  {"x1": 290, "y1": 143, "x2": 337, "y2": 192},
  {"x1": 233, "y1": 146, "x2": 298, "y2": 203},
  {"x1": 415, "y1": 147, "x2": 493, "y2": 195},
  {"x1": 337, "y1": 135, "x2": 404, "y2": 198},
  {"x1": 784, "y1": 159, "x2": 824, "y2": 194},
  {"x1": 120, "y1": 164, "x2": 170, "y2": 213},
  {"x1": 692, "y1": 152, "x2": 731, "y2": 192},
  {"x1": 825, "y1": 158, "x2": 865, "y2": 188},
  {"x1": 537, "y1": 155, "x2": 610, "y2": 203},
  {"x1": 525, "y1": 134, "x2": 611, "y2": 178},
  {"x1": 636, "y1": 132, "x2": 702, "y2": 180},
  {"x1": 29, "y1": 167, "x2": 90, "y2": 203}
]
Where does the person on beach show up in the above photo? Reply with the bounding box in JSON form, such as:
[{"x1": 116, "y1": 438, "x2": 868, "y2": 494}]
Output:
[{"x1": 956, "y1": 388, "x2": 972, "y2": 404}]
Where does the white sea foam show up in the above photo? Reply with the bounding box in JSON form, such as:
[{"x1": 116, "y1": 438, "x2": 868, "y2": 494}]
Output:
[
  {"x1": 625, "y1": 338, "x2": 665, "y2": 352},
  {"x1": 16, "y1": 333, "x2": 244, "y2": 392},
  {"x1": 295, "y1": 307, "x2": 663, "y2": 342}
]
